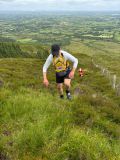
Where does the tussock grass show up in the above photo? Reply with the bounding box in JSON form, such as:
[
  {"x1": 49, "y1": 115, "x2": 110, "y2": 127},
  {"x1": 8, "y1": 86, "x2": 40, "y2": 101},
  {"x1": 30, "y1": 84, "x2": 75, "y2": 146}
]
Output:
[
  {"x1": 0, "y1": 55, "x2": 120, "y2": 159},
  {"x1": 1, "y1": 88, "x2": 120, "y2": 160}
]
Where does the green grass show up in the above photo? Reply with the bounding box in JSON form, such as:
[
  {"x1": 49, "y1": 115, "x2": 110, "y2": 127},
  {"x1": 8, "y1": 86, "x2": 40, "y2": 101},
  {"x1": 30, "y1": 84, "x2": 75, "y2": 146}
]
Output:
[
  {"x1": 0, "y1": 87, "x2": 120, "y2": 160},
  {"x1": 65, "y1": 40, "x2": 120, "y2": 77},
  {"x1": 0, "y1": 50, "x2": 120, "y2": 159},
  {"x1": 1, "y1": 13, "x2": 120, "y2": 159}
]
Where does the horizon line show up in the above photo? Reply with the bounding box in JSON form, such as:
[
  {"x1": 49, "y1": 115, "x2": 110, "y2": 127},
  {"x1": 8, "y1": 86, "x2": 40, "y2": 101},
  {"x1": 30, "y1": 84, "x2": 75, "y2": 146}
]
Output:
[{"x1": 0, "y1": 10, "x2": 120, "y2": 12}]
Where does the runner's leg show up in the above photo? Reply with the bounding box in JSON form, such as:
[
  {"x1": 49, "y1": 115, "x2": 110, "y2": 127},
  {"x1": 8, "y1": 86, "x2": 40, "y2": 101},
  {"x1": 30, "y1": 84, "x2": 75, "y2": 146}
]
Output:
[
  {"x1": 57, "y1": 83, "x2": 64, "y2": 98},
  {"x1": 64, "y1": 79, "x2": 72, "y2": 99},
  {"x1": 64, "y1": 79, "x2": 71, "y2": 91}
]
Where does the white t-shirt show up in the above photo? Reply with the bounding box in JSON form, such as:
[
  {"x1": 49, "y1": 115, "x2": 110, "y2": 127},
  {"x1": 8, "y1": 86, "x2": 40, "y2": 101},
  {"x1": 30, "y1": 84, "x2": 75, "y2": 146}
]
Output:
[{"x1": 43, "y1": 50, "x2": 78, "y2": 73}]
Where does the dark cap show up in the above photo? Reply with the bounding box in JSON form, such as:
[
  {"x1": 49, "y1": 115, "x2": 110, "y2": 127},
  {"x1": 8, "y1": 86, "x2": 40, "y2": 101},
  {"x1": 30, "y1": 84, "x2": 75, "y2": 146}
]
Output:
[{"x1": 51, "y1": 44, "x2": 60, "y2": 56}]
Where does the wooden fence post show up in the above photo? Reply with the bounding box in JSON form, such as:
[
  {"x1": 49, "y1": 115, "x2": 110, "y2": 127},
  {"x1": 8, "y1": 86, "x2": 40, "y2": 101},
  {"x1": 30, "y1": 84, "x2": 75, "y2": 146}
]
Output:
[
  {"x1": 92, "y1": 59, "x2": 120, "y2": 96},
  {"x1": 112, "y1": 75, "x2": 117, "y2": 89}
]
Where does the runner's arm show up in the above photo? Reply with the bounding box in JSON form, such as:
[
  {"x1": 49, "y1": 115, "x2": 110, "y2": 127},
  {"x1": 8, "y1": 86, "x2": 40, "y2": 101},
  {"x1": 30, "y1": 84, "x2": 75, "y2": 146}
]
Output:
[
  {"x1": 43, "y1": 54, "x2": 53, "y2": 80},
  {"x1": 62, "y1": 50, "x2": 78, "y2": 72}
]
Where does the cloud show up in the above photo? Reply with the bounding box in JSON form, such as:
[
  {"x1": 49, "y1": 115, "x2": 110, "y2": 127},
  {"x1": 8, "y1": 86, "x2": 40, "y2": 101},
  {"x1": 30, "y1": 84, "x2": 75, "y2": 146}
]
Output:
[
  {"x1": 0, "y1": 0, "x2": 15, "y2": 2},
  {"x1": 0, "y1": 0, "x2": 120, "y2": 11}
]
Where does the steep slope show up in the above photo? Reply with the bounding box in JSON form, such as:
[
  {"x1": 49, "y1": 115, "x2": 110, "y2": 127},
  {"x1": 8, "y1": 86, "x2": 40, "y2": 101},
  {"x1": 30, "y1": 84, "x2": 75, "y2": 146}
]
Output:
[
  {"x1": 0, "y1": 42, "x2": 27, "y2": 58},
  {"x1": 0, "y1": 52, "x2": 120, "y2": 160},
  {"x1": 0, "y1": 42, "x2": 49, "y2": 58}
]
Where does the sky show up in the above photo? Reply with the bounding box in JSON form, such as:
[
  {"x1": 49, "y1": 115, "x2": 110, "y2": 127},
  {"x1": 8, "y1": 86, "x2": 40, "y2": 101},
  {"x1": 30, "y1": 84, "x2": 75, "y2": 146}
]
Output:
[{"x1": 0, "y1": 0, "x2": 120, "y2": 11}]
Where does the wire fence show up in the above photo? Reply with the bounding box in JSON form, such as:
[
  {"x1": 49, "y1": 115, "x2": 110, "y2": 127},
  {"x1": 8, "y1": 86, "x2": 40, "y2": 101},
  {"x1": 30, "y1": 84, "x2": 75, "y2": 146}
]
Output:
[{"x1": 92, "y1": 59, "x2": 120, "y2": 96}]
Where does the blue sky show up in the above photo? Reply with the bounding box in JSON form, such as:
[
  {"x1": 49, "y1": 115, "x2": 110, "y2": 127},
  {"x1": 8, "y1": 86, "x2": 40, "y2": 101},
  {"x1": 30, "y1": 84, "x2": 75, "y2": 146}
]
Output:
[{"x1": 0, "y1": 0, "x2": 120, "y2": 11}]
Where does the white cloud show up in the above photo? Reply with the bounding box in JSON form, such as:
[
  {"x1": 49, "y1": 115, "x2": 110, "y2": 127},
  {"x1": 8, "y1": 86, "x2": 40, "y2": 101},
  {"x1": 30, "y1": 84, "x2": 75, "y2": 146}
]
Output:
[{"x1": 0, "y1": 0, "x2": 120, "y2": 11}]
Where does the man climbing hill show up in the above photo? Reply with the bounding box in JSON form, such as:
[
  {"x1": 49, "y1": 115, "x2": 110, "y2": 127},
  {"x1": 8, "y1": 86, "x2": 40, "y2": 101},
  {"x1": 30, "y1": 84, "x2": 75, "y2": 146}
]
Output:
[{"x1": 43, "y1": 44, "x2": 78, "y2": 100}]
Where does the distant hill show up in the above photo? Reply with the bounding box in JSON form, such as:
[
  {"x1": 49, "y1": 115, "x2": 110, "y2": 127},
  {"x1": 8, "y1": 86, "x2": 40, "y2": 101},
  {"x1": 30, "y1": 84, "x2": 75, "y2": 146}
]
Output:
[
  {"x1": 0, "y1": 42, "x2": 49, "y2": 58},
  {"x1": 0, "y1": 42, "x2": 28, "y2": 58},
  {"x1": 20, "y1": 43, "x2": 49, "y2": 59},
  {"x1": 0, "y1": 37, "x2": 15, "y2": 42}
]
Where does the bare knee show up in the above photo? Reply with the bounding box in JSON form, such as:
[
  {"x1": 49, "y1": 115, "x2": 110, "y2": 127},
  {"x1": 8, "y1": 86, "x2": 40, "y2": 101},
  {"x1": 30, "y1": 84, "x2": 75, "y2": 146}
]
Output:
[
  {"x1": 57, "y1": 84, "x2": 63, "y2": 90},
  {"x1": 65, "y1": 83, "x2": 71, "y2": 88},
  {"x1": 64, "y1": 79, "x2": 71, "y2": 88}
]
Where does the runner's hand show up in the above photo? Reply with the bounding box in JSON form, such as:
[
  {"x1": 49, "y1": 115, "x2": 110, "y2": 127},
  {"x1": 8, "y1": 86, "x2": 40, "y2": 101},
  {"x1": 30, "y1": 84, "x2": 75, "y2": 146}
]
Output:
[
  {"x1": 43, "y1": 79, "x2": 49, "y2": 87},
  {"x1": 69, "y1": 71, "x2": 74, "y2": 79}
]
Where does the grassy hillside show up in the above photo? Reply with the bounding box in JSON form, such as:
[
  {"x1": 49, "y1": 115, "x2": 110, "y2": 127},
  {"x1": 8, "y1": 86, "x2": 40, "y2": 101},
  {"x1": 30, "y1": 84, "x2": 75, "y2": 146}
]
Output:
[
  {"x1": 65, "y1": 40, "x2": 120, "y2": 77},
  {"x1": 0, "y1": 50, "x2": 120, "y2": 160},
  {"x1": 0, "y1": 42, "x2": 49, "y2": 58},
  {"x1": 0, "y1": 12, "x2": 120, "y2": 160},
  {"x1": 0, "y1": 42, "x2": 27, "y2": 58}
]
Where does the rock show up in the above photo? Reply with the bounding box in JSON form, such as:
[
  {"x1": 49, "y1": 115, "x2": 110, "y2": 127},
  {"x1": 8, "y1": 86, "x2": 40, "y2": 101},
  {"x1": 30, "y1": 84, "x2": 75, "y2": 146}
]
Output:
[{"x1": 74, "y1": 87, "x2": 84, "y2": 96}]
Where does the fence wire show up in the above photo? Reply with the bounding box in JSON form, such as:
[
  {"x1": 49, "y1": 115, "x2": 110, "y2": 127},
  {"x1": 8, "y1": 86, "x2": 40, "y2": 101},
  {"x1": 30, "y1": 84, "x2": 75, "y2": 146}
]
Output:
[{"x1": 92, "y1": 59, "x2": 120, "y2": 96}]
